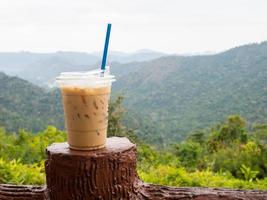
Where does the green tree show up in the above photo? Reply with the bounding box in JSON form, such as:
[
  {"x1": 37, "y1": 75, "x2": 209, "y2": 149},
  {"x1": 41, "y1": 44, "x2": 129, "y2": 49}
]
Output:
[
  {"x1": 108, "y1": 96, "x2": 138, "y2": 142},
  {"x1": 208, "y1": 115, "x2": 248, "y2": 152},
  {"x1": 252, "y1": 124, "x2": 267, "y2": 145},
  {"x1": 174, "y1": 141, "x2": 202, "y2": 169}
]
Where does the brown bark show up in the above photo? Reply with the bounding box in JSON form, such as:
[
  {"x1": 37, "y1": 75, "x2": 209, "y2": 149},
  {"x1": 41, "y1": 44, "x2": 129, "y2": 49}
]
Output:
[
  {"x1": 1, "y1": 183, "x2": 267, "y2": 200},
  {"x1": 45, "y1": 137, "x2": 139, "y2": 200},
  {"x1": 138, "y1": 183, "x2": 267, "y2": 200},
  {"x1": 0, "y1": 184, "x2": 48, "y2": 200}
]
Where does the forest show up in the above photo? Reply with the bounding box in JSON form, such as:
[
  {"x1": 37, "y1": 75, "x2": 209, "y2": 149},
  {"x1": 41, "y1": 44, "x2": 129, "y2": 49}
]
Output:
[
  {"x1": 1, "y1": 42, "x2": 267, "y2": 146},
  {"x1": 1, "y1": 97, "x2": 267, "y2": 189}
]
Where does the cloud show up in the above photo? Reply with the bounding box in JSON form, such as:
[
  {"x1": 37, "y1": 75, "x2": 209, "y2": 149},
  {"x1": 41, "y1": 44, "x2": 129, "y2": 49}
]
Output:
[{"x1": 0, "y1": 0, "x2": 266, "y2": 53}]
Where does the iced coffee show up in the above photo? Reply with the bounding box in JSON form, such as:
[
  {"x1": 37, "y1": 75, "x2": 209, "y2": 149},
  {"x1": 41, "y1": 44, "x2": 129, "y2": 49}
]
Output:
[{"x1": 56, "y1": 70, "x2": 115, "y2": 150}]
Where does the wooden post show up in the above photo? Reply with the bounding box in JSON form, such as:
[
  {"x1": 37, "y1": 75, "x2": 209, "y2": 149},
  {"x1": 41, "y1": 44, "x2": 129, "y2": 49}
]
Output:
[{"x1": 45, "y1": 137, "x2": 139, "y2": 200}]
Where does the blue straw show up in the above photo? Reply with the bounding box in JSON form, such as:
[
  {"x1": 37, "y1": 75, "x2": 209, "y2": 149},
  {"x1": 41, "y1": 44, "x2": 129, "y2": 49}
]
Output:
[{"x1": 101, "y1": 23, "x2": 112, "y2": 71}]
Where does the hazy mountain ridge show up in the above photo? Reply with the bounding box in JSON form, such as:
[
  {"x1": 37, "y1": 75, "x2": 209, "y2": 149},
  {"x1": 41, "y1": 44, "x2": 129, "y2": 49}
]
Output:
[
  {"x1": 0, "y1": 42, "x2": 267, "y2": 144},
  {"x1": 112, "y1": 41, "x2": 267, "y2": 143},
  {"x1": 93, "y1": 49, "x2": 168, "y2": 63},
  {"x1": 0, "y1": 50, "x2": 167, "y2": 87}
]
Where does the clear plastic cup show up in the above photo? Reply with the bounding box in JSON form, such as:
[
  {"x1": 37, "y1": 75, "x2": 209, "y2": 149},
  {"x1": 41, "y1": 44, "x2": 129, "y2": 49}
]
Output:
[{"x1": 56, "y1": 69, "x2": 115, "y2": 150}]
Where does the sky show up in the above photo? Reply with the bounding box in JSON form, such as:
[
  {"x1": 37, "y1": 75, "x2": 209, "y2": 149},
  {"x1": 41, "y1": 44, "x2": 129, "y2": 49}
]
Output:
[{"x1": 0, "y1": 0, "x2": 267, "y2": 54}]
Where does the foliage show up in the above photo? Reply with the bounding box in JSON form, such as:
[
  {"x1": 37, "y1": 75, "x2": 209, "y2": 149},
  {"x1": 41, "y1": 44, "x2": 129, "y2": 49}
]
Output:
[
  {"x1": 240, "y1": 165, "x2": 259, "y2": 182},
  {"x1": 0, "y1": 159, "x2": 45, "y2": 185},
  {"x1": 0, "y1": 126, "x2": 64, "y2": 185},
  {"x1": 139, "y1": 166, "x2": 267, "y2": 189},
  {"x1": 0, "y1": 126, "x2": 66, "y2": 164},
  {"x1": 0, "y1": 94, "x2": 267, "y2": 190},
  {"x1": 139, "y1": 115, "x2": 267, "y2": 189},
  {"x1": 173, "y1": 141, "x2": 202, "y2": 170},
  {"x1": 1, "y1": 112, "x2": 267, "y2": 189},
  {"x1": 0, "y1": 72, "x2": 64, "y2": 132},
  {"x1": 107, "y1": 96, "x2": 138, "y2": 143}
]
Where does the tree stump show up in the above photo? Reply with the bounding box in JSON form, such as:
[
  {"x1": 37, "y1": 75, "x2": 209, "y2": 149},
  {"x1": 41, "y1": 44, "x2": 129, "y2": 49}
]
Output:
[{"x1": 45, "y1": 137, "x2": 139, "y2": 200}]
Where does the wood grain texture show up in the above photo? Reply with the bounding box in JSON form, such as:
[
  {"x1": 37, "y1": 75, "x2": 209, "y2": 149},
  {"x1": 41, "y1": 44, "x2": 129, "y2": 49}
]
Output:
[
  {"x1": 0, "y1": 184, "x2": 48, "y2": 200},
  {"x1": 138, "y1": 183, "x2": 267, "y2": 200},
  {"x1": 1, "y1": 183, "x2": 267, "y2": 200},
  {"x1": 45, "y1": 137, "x2": 139, "y2": 200}
]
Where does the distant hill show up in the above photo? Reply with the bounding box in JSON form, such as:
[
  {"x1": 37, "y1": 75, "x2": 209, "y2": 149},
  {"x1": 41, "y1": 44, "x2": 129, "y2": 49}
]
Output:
[
  {"x1": 0, "y1": 42, "x2": 267, "y2": 145},
  {"x1": 0, "y1": 50, "x2": 167, "y2": 87},
  {"x1": 0, "y1": 72, "x2": 64, "y2": 132},
  {"x1": 112, "y1": 42, "x2": 267, "y2": 144},
  {"x1": 93, "y1": 49, "x2": 168, "y2": 63}
]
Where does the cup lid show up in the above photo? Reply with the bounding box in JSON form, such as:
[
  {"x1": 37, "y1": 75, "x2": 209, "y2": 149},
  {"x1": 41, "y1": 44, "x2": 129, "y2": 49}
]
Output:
[
  {"x1": 56, "y1": 69, "x2": 115, "y2": 82},
  {"x1": 55, "y1": 69, "x2": 115, "y2": 88}
]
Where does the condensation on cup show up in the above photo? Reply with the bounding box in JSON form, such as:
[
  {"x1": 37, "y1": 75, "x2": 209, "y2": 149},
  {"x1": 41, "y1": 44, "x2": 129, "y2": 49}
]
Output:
[{"x1": 56, "y1": 69, "x2": 115, "y2": 150}]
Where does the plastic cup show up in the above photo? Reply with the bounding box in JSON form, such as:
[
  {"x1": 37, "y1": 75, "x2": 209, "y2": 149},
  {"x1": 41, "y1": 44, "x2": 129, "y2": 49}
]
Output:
[{"x1": 56, "y1": 69, "x2": 115, "y2": 150}]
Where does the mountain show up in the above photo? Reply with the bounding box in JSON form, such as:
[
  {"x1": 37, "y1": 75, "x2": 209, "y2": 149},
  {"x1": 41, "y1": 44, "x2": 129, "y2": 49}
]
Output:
[
  {"x1": 19, "y1": 55, "x2": 97, "y2": 87},
  {"x1": 0, "y1": 42, "x2": 267, "y2": 145},
  {"x1": 0, "y1": 50, "x2": 167, "y2": 87},
  {"x1": 0, "y1": 51, "x2": 98, "y2": 73},
  {"x1": 0, "y1": 72, "x2": 64, "y2": 132},
  {"x1": 0, "y1": 52, "x2": 99, "y2": 87},
  {"x1": 93, "y1": 49, "x2": 167, "y2": 63},
  {"x1": 111, "y1": 42, "x2": 267, "y2": 144}
]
